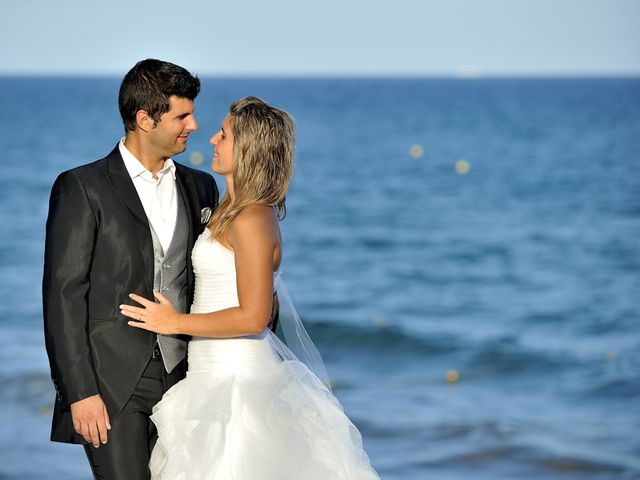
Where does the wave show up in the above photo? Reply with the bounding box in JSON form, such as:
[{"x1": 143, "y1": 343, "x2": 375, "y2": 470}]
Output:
[
  {"x1": 356, "y1": 415, "x2": 640, "y2": 478},
  {"x1": 304, "y1": 319, "x2": 461, "y2": 357},
  {"x1": 302, "y1": 318, "x2": 583, "y2": 378},
  {"x1": 459, "y1": 335, "x2": 580, "y2": 377},
  {"x1": 423, "y1": 443, "x2": 634, "y2": 477}
]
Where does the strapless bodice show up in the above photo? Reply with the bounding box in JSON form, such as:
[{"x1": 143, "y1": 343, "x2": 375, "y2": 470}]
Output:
[
  {"x1": 188, "y1": 228, "x2": 279, "y2": 370},
  {"x1": 190, "y1": 228, "x2": 239, "y2": 315}
]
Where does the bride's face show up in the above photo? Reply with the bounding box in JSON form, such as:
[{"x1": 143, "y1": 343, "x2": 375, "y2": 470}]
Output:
[{"x1": 209, "y1": 114, "x2": 234, "y2": 176}]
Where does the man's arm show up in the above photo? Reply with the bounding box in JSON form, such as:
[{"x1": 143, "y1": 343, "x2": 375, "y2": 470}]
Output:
[
  {"x1": 43, "y1": 170, "x2": 99, "y2": 404},
  {"x1": 43, "y1": 170, "x2": 110, "y2": 446}
]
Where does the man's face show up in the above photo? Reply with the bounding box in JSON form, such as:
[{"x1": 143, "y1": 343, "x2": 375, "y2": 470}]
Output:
[{"x1": 148, "y1": 95, "x2": 198, "y2": 159}]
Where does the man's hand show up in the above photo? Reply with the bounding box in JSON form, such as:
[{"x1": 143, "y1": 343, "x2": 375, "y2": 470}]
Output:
[{"x1": 70, "y1": 394, "x2": 111, "y2": 447}]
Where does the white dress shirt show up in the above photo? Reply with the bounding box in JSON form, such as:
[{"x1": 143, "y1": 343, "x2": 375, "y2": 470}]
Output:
[{"x1": 119, "y1": 139, "x2": 177, "y2": 252}]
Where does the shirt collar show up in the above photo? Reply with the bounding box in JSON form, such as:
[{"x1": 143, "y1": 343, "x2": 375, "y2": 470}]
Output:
[{"x1": 119, "y1": 138, "x2": 177, "y2": 181}]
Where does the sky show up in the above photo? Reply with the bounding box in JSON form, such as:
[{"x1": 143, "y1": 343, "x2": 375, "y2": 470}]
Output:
[{"x1": 2, "y1": 0, "x2": 639, "y2": 76}]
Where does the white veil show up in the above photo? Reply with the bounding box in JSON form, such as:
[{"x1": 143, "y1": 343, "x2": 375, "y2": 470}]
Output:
[{"x1": 266, "y1": 271, "x2": 331, "y2": 389}]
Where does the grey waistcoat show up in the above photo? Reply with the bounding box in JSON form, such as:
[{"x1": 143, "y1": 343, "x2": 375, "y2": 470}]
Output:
[{"x1": 149, "y1": 192, "x2": 189, "y2": 373}]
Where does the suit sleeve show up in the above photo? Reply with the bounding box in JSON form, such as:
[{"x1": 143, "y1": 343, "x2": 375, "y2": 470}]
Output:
[{"x1": 43, "y1": 170, "x2": 100, "y2": 409}]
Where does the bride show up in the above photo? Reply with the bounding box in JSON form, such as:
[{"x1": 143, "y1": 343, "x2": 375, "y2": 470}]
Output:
[{"x1": 120, "y1": 97, "x2": 380, "y2": 479}]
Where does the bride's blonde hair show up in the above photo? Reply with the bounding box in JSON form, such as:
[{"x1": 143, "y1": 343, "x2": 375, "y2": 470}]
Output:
[{"x1": 207, "y1": 96, "x2": 295, "y2": 240}]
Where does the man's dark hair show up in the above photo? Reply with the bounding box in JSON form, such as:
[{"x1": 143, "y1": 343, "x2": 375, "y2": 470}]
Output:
[{"x1": 118, "y1": 58, "x2": 201, "y2": 131}]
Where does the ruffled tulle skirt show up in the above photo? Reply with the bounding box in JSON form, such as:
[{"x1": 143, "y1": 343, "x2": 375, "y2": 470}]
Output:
[{"x1": 149, "y1": 332, "x2": 379, "y2": 480}]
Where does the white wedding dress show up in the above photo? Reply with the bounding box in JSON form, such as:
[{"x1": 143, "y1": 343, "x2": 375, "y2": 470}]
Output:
[{"x1": 149, "y1": 228, "x2": 380, "y2": 479}]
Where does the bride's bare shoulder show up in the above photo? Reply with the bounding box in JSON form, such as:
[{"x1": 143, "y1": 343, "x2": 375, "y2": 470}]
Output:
[{"x1": 229, "y1": 205, "x2": 279, "y2": 244}]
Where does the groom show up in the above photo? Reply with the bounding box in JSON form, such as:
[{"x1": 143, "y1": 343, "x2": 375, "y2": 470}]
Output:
[{"x1": 43, "y1": 59, "x2": 218, "y2": 479}]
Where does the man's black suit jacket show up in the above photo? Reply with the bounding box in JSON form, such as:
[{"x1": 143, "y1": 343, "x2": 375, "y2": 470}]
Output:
[{"x1": 43, "y1": 146, "x2": 218, "y2": 443}]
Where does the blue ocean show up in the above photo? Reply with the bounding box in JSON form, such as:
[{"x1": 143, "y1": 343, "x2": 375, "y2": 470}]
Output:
[{"x1": 0, "y1": 77, "x2": 639, "y2": 479}]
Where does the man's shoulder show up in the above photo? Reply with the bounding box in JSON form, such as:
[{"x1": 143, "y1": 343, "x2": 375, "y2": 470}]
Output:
[
  {"x1": 61, "y1": 158, "x2": 104, "y2": 178},
  {"x1": 50, "y1": 147, "x2": 121, "y2": 196},
  {"x1": 58, "y1": 146, "x2": 119, "y2": 180},
  {"x1": 60, "y1": 147, "x2": 117, "y2": 176}
]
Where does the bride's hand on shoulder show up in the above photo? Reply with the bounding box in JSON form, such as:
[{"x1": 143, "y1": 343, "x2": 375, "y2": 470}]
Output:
[{"x1": 120, "y1": 292, "x2": 181, "y2": 335}]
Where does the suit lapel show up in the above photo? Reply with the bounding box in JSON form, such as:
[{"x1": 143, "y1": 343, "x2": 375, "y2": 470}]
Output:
[{"x1": 105, "y1": 146, "x2": 154, "y2": 292}]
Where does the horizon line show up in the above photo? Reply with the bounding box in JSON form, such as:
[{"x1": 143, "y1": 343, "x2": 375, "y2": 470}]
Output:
[{"x1": 1, "y1": 71, "x2": 639, "y2": 79}]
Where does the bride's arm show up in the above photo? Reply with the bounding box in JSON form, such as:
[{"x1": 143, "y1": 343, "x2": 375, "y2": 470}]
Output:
[{"x1": 122, "y1": 205, "x2": 278, "y2": 337}]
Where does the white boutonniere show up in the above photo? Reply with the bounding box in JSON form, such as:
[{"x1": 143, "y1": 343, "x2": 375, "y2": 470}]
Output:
[{"x1": 200, "y1": 207, "x2": 212, "y2": 225}]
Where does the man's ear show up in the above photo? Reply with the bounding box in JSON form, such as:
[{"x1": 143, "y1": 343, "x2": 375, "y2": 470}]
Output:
[{"x1": 135, "y1": 110, "x2": 154, "y2": 132}]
